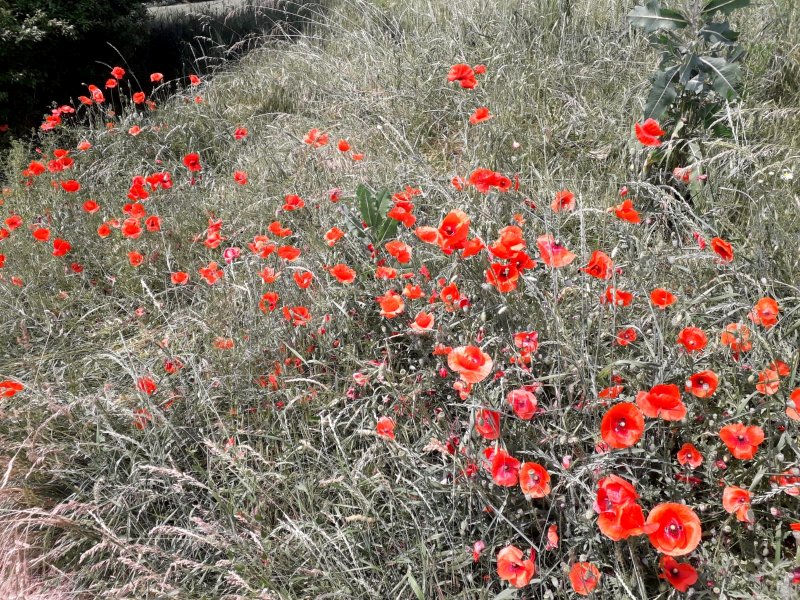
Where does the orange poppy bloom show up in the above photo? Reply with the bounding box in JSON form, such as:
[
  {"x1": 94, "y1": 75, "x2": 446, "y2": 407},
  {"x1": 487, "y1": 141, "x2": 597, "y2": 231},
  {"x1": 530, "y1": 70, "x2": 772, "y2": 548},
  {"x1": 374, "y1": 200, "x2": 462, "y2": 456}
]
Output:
[
  {"x1": 385, "y1": 240, "x2": 412, "y2": 264},
  {"x1": 303, "y1": 128, "x2": 329, "y2": 147},
  {"x1": 748, "y1": 297, "x2": 779, "y2": 328},
  {"x1": 787, "y1": 388, "x2": 800, "y2": 421},
  {"x1": 755, "y1": 368, "x2": 780, "y2": 395},
  {"x1": 268, "y1": 221, "x2": 292, "y2": 237},
  {"x1": 676, "y1": 327, "x2": 707, "y2": 352},
  {"x1": 507, "y1": 388, "x2": 537, "y2": 420},
  {"x1": 329, "y1": 264, "x2": 356, "y2": 284},
  {"x1": 581, "y1": 250, "x2": 613, "y2": 279},
  {"x1": 610, "y1": 199, "x2": 641, "y2": 223},
  {"x1": 600, "y1": 403, "x2": 645, "y2": 449},
  {"x1": 469, "y1": 107, "x2": 492, "y2": 125},
  {"x1": 410, "y1": 311, "x2": 434, "y2": 333},
  {"x1": 569, "y1": 562, "x2": 601, "y2": 596},
  {"x1": 282, "y1": 306, "x2": 311, "y2": 326},
  {"x1": 403, "y1": 284, "x2": 424, "y2": 299},
  {"x1": 447, "y1": 346, "x2": 493, "y2": 384},
  {"x1": 677, "y1": 443, "x2": 703, "y2": 468},
  {"x1": 491, "y1": 449, "x2": 520, "y2": 487},
  {"x1": 650, "y1": 288, "x2": 676, "y2": 308},
  {"x1": 324, "y1": 227, "x2": 345, "y2": 246},
  {"x1": 277, "y1": 245, "x2": 301, "y2": 261},
  {"x1": 710, "y1": 237, "x2": 734, "y2": 262},
  {"x1": 496, "y1": 545, "x2": 535, "y2": 588},
  {"x1": 720, "y1": 322, "x2": 752, "y2": 354},
  {"x1": 551, "y1": 189, "x2": 576, "y2": 212},
  {"x1": 719, "y1": 423, "x2": 764, "y2": 460},
  {"x1": 634, "y1": 118, "x2": 664, "y2": 147},
  {"x1": 437, "y1": 210, "x2": 471, "y2": 253},
  {"x1": 128, "y1": 251, "x2": 144, "y2": 267},
  {"x1": 722, "y1": 485, "x2": 753, "y2": 523},
  {"x1": 293, "y1": 271, "x2": 313, "y2": 289},
  {"x1": 377, "y1": 292, "x2": 405, "y2": 318},
  {"x1": 488, "y1": 226, "x2": 526, "y2": 259},
  {"x1": 646, "y1": 503, "x2": 702, "y2": 556},
  {"x1": 659, "y1": 556, "x2": 698, "y2": 592},
  {"x1": 636, "y1": 383, "x2": 686, "y2": 421},
  {"x1": 258, "y1": 292, "x2": 279, "y2": 313},
  {"x1": 474, "y1": 408, "x2": 501, "y2": 440},
  {"x1": 376, "y1": 416, "x2": 395, "y2": 440},
  {"x1": 536, "y1": 234, "x2": 576, "y2": 268},
  {"x1": 283, "y1": 194, "x2": 305, "y2": 211},
  {"x1": 462, "y1": 237, "x2": 485, "y2": 257},
  {"x1": 684, "y1": 370, "x2": 718, "y2": 398},
  {"x1": 594, "y1": 475, "x2": 650, "y2": 540},
  {"x1": 519, "y1": 462, "x2": 551, "y2": 498},
  {"x1": 468, "y1": 168, "x2": 511, "y2": 193},
  {"x1": 602, "y1": 287, "x2": 633, "y2": 307}
]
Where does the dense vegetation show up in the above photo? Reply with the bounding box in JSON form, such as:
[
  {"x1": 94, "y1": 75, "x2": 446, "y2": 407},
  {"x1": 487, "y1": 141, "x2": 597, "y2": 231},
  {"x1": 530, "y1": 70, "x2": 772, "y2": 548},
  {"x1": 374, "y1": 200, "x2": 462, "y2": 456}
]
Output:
[{"x1": 0, "y1": 0, "x2": 799, "y2": 598}]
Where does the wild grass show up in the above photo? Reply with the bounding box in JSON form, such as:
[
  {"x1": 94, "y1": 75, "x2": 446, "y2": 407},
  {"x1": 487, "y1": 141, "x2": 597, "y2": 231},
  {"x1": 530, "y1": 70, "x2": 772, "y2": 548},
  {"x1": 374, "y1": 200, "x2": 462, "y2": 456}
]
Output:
[{"x1": 0, "y1": 0, "x2": 799, "y2": 598}]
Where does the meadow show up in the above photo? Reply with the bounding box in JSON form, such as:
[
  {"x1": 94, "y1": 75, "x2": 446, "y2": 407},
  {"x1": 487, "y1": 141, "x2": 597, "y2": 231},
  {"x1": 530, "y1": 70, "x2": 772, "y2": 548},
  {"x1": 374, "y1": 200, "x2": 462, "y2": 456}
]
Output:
[{"x1": 0, "y1": 0, "x2": 799, "y2": 598}]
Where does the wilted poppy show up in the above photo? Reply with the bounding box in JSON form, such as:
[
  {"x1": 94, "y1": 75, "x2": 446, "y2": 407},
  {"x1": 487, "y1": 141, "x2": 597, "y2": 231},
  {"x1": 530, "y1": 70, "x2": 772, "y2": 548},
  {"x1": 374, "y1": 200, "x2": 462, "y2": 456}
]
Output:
[
  {"x1": 496, "y1": 545, "x2": 535, "y2": 588},
  {"x1": 719, "y1": 423, "x2": 764, "y2": 460},
  {"x1": 448, "y1": 346, "x2": 493, "y2": 383},
  {"x1": 685, "y1": 370, "x2": 718, "y2": 399},
  {"x1": 569, "y1": 562, "x2": 601, "y2": 596},
  {"x1": 646, "y1": 503, "x2": 702, "y2": 556},
  {"x1": 636, "y1": 383, "x2": 686, "y2": 421},
  {"x1": 600, "y1": 403, "x2": 645, "y2": 448},
  {"x1": 519, "y1": 462, "x2": 551, "y2": 498}
]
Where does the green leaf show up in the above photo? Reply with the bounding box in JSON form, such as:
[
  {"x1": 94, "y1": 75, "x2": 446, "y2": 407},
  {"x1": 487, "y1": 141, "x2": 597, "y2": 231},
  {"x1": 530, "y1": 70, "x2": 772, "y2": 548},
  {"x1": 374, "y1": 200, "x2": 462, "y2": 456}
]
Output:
[
  {"x1": 357, "y1": 184, "x2": 378, "y2": 228},
  {"x1": 698, "y1": 56, "x2": 740, "y2": 100},
  {"x1": 492, "y1": 588, "x2": 519, "y2": 600},
  {"x1": 699, "y1": 21, "x2": 738, "y2": 44},
  {"x1": 702, "y1": 0, "x2": 751, "y2": 17},
  {"x1": 406, "y1": 571, "x2": 424, "y2": 600},
  {"x1": 375, "y1": 188, "x2": 390, "y2": 220},
  {"x1": 628, "y1": 2, "x2": 689, "y2": 33},
  {"x1": 644, "y1": 66, "x2": 679, "y2": 120}
]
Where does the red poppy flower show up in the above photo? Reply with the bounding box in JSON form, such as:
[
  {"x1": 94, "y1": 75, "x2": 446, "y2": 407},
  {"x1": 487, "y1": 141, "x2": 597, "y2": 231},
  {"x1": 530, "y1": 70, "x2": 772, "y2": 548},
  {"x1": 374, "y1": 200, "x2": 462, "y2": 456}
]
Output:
[
  {"x1": 277, "y1": 245, "x2": 301, "y2": 261},
  {"x1": 258, "y1": 292, "x2": 279, "y2": 313},
  {"x1": 132, "y1": 408, "x2": 152, "y2": 430},
  {"x1": 198, "y1": 261, "x2": 223, "y2": 285},
  {"x1": 615, "y1": 327, "x2": 637, "y2": 346},
  {"x1": 506, "y1": 388, "x2": 537, "y2": 420},
  {"x1": 171, "y1": 272, "x2": 189, "y2": 285},
  {"x1": 748, "y1": 297, "x2": 779, "y2": 328},
  {"x1": 650, "y1": 288, "x2": 676, "y2": 308},
  {"x1": 636, "y1": 383, "x2": 686, "y2": 421},
  {"x1": 132, "y1": 92, "x2": 145, "y2": 104},
  {"x1": 491, "y1": 449, "x2": 520, "y2": 487},
  {"x1": 519, "y1": 462, "x2": 551, "y2": 498},
  {"x1": 32, "y1": 227, "x2": 50, "y2": 242},
  {"x1": 710, "y1": 237, "x2": 734, "y2": 262},
  {"x1": 282, "y1": 306, "x2": 311, "y2": 326},
  {"x1": 128, "y1": 251, "x2": 144, "y2": 267},
  {"x1": 469, "y1": 107, "x2": 492, "y2": 125},
  {"x1": 496, "y1": 545, "x2": 535, "y2": 588},
  {"x1": 303, "y1": 128, "x2": 329, "y2": 147},
  {"x1": 150, "y1": 72, "x2": 163, "y2": 82},
  {"x1": 474, "y1": 408, "x2": 501, "y2": 440},
  {"x1": 293, "y1": 271, "x2": 313, "y2": 289},
  {"x1": 329, "y1": 264, "x2": 356, "y2": 284},
  {"x1": 111, "y1": 66, "x2": 125, "y2": 79},
  {"x1": 646, "y1": 503, "x2": 702, "y2": 556},
  {"x1": 635, "y1": 118, "x2": 665, "y2": 147},
  {"x1": 787, "y1": 388, "x2": 800, "y2": 421},
  {"x1": 602, "y1": 287, "x2": 633, "y2": 307},
  {"x1": 376, "y1": 416, "x2": 395, "y2": 440},
  {"x1": 722, "y1": 485, "x2": 753, "y2": 523},
  {"x1": 676, "y1": 327, "x2": 707, "y2": 352},
  {"x1": 581, "y1": 250, "x2": 613, "y2": 279},
  {"x1": 755, "y1": 368, "x2": 780, "y2": 395},
  {"x1": 545, "y1": 524, "x2": 558, "y2": 550},
  {"x1": 677, "y1": 442, "x2": 703, "y2": 468},
  {"x1": 61, "y1": 179, "x2": 80, "y2": 193},
  {"x1": 600, "y1": 403, "x2": 644, "y2": 449},
  {"x1": 0, "y1": 380, "x2": 24, "y2": 397},
  {"x1": 52, "y1": 238, "x2": 71, "y2": 256},
  {"x1": 596, "y1": 498, "x2": 650, "y2": 541},
  {"x1": 371, "y1": 288, "x2": 404, "y2": 317},
  {"x1": 610, "y1": 199, "x2": 641, "y2": 223},
  {"x1": 233, "y1": 170, "x2": 248, "y2": 185},
  {"x1": 385, "y1": 240, "x2": 412, "y2": 264},
  {"x1": 719, "y1": 423, "x2": 764, "y2": 459},
  {"x1": 447, "y1": 64, "x2": 478, "y2": 89},
  {"x1": 486, "y1": 263, "x2": 519, "y2": 293},
  {"x1": 189, "y1": 74, "x2": 201, "y2": 86},
  {"x1": 462, "y1": 237, "x2": 484, "y2": 257},
  {"x1": 513, "y1": 331, "x2": 539, "y2": 354},
  {"x1": 324, "y1": 227, "x2": 344, "y2": 246},
  {"x1": 659, "y1": 556, "x2": 698, "y2": 592},
  {"x1": 283, "y1": 194, "x2": 305, "y2": 211},
  {"x1": 468, "y1": 168, "x2": 511, "y2": 193},
  {"x1": 447, "y1": 346, "x2": 493, "y2": 384},
  {"x1": 551, "y1": 189, "x2": 576, "y2": 212},
  {"x1": 536, "y1": 234, "x2": 576, "y2": 268},
  {"x1": 233, "y1": 127, "x2": 248, "y2": 140},
  {"x1": 375, "y1": 266, "x2": 397, "y2": 280},
  {"x1": 718, "y1": 323, "x2": 751, "y2": 357},
  {"x1": 137, "y1": 376, "x2": 156, "y2": 395},
  {"x1": 685, "y1": 370, "x2": 718, "y2": 399},
  {"x1": 145, "y1": 216, "x2": 161, "y2": 232},
  {"x1": 599, "y1": 385, "x2": 624, "y2": 399},
  {"x1": 437, "y1": 210, "x2": 471, "y2": 252},
  {"x1": 410, "y1": 311, "x2": 434, "y2": 333},
  {"x1": 183, "y1": 153, "x2": 201, "y2": 172},
  {"x1": 569, "y1": 562, "x2": 601, "y2": 596}
]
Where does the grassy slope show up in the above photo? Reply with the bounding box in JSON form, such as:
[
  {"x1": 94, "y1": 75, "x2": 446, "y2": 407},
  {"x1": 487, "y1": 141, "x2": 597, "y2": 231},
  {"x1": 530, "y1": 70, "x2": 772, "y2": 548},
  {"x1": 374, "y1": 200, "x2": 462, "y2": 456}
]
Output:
[{"x1": 1, "y1": 0, "x2": 800, "y2": 598}]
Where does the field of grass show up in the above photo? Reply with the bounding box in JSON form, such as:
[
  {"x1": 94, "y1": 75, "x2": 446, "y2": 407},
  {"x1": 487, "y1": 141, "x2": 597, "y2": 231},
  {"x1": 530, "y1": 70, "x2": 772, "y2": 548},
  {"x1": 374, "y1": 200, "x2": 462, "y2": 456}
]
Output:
[{"x1": 1, "y1": 0, "x2": 799, "y2": 598}]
